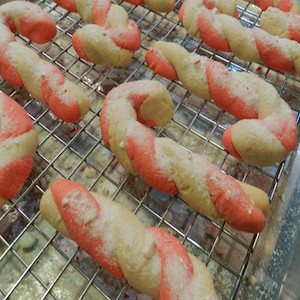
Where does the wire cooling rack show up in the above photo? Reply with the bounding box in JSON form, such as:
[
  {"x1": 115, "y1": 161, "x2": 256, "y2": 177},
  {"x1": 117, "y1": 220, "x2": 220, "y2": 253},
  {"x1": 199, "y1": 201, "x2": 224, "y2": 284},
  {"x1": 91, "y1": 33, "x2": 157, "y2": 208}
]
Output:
[{"x1": 0, "y1": 0, "x2": 299, "y2": 299}]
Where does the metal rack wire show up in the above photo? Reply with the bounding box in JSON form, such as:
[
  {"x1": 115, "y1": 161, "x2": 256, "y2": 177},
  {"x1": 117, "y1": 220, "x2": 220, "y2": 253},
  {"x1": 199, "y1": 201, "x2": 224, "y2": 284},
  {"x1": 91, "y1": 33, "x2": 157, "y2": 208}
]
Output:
[{"x1": 0, "y1": 0, "x2": 299, "y2": 299}]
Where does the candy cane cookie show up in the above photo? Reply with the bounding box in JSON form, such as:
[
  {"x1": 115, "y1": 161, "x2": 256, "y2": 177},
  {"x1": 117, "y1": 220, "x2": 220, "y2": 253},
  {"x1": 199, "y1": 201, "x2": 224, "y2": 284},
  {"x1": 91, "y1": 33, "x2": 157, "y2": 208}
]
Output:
[
  {"x1": 179, "y1": 0, "x2": 300, "y2": 75},
  {"x1": 145, "y1": 42, "x2": 297, "y2": 167},
  {"x1": 260, "y1": 7, "x2": 300, "y2": 43},
  {"x1": 0, "y1": 93, "x2": 37, "y2": 208},
  {"x1": 100, "y1": 80, "x2": 269, "y2": 233},
  {"x1": 0, "y1": 1, "x2": 90, "y2": 123},
  {"x1": 52, "y1": 0, "x2": 141, "y2": 66},
  {"x1": 124, "y1": 0, "x2": 175, "y2": 12},
  {"x1": 40, "y1": 179, "x2": 218, "y2": 299}
]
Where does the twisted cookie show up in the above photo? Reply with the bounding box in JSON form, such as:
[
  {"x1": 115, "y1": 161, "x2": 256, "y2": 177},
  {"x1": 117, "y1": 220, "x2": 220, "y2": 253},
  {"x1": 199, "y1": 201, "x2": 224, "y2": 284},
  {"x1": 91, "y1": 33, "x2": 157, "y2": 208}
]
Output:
[
  {"x1": 100, "y1": 80, "x2": 269, "y2": 233},
  {"x1": 40, "y1": 179, "x2": 218, "y2": 299},
  {"x1": 179, "y1": 0, "x2": 300, "y2": 75},
  {"x1": 260, "y1": 7, "x2": 300, "y2": 43},
  {"x1": 53, "y1": 0, "x2": 141, "y2": 66},
  {"x1": 145, "y1": 42, "x2": 297, "y2": 167},
  {"x1": 0, "y1": 93, "x2": 37, "y2": 208},
  {"x1": 0, "y1": 1, "x2": 90, "y2": 123},
  {"x1": 124, "y1": 0, "x2": 175, "y2": 12}
]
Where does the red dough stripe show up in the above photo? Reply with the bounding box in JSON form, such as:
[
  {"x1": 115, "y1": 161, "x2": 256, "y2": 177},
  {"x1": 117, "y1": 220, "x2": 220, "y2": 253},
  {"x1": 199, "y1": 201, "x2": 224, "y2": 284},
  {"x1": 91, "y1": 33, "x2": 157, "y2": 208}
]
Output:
[
  {"x1": 254, "y1": 0, "x2": 277, "y2": 10},
  {"x1": 0, "y1": 157, "x2": 33, "y2": 199},
  {"x1": 124, "y1": 0, "x2": 145, "y2": 6},
  {"x1": 178, "y1": 0, "x2": 187, "y2": 24},
  {"x1": 72, "y1": 31, "x2": 90, "y2": 61},
  {"x1": 131, "y1": 93, "x2": 157, "y2": 126},
  {"x1": 222, "y1": 126, "x2": 243, "y2": 161},
  {"x1": 259, "y1": 118, "x2": 297, "y2": 152},
  {"x1": 126, "y1": 123, "x2": 178, "y2": 194},
  {"x1": 51, "y1": 179, "x2": 125, "y2": 278},
  {"x1": 109, "y1": 20, "x2": 141, "y2": 51},
  {"x1": 253, "y1": 0, "x2": 295, "y2": 11},
  {"x1": 197, "y1": 10, "x2": 231, "y2": 52},
  {"x1": 278, "y1": 0, "x2": 294, "y2": 12},
  {"x1": 148, "y1": 227, "x2": 194, "y2": 299},
  {"x1": 145, "y1": 48, "x2": 179, "y2": 81},
  {"x1": 203, "y1": 0, "x2": 218, "y2": 9},
  {"x1": 254, "y1": 32, "x2": 295, "y2": 73},
  {"x1": 0, "y1": 11, "x2": 17, "y2": 32},
  {"x1": 206, "y1": 164, "x2": 265, "y2": 232},
  {"x1": 41, "y1": 64, "x2": 81, "y2": 123},
  {"x1": 93, "y1": 0, "x2": 111, "y2": 27},
  {"x1": 19, "y1": 13, "x2": 56, "y2": 44},
  {"x1": 289, "y1": 15, "x2": 300, "y2": 43},
  {"x1": 92, "y1": 1, "x2": 141, "y2": 51},
  {"x1": 205, "y1": 61, "x2": 259, "y2": 120},
  {"x1": 0, "y1": 27, "x2": 23, "y2": 87},
  {"x1": 0, "y1": 93, "x2": 34, "y2": 142}
]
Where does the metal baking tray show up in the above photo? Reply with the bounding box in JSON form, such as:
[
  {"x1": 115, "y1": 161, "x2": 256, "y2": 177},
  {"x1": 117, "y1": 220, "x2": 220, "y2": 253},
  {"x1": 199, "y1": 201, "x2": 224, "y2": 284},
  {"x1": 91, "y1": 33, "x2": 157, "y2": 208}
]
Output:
[{"x1": 0, "y1": 0, "x2": 299, "y2": 299}]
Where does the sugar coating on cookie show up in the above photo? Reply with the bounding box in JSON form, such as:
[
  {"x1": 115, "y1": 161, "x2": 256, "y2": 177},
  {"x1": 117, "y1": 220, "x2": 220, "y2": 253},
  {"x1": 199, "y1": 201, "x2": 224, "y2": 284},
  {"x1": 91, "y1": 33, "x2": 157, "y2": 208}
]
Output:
[
  {"x1": 40, "y1": 179, "x2": 218, "y2": 299},
  {"x1": 145, "y1": 41, "x2": 297, "y2": 168},
  {"x1": 0, "y1": 93, "x2": 37, "y2": 207}
]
